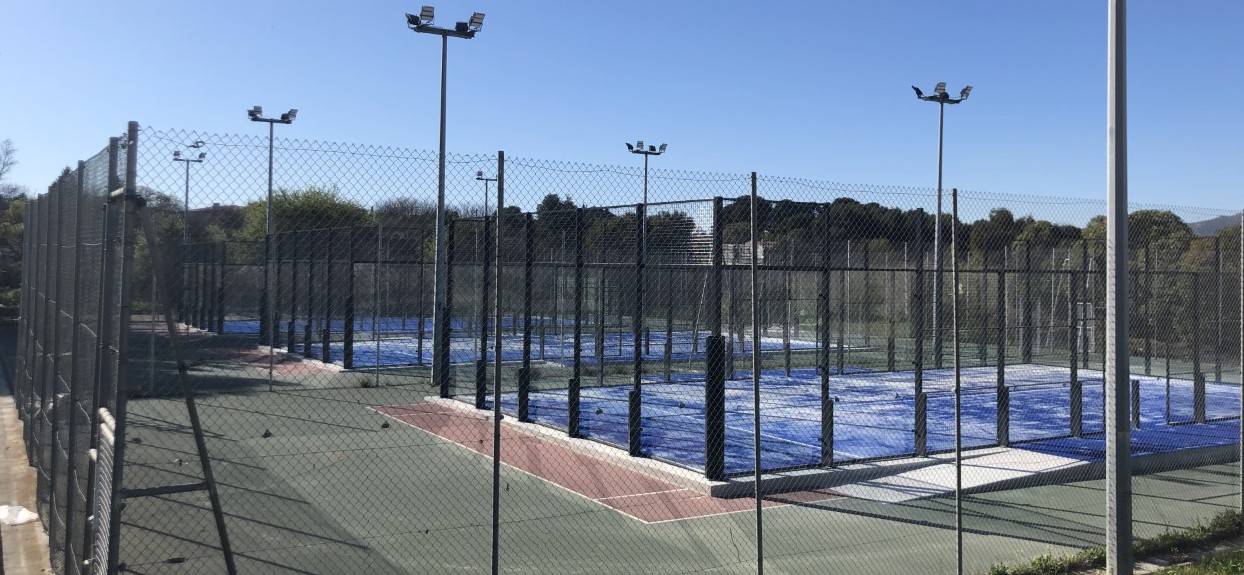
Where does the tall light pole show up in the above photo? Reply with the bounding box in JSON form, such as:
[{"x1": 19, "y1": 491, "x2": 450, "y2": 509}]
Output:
[
  {"x1": 406, "y1": 5, "x2": 485, "y2": 397},
  {"x1": 626, "y1": 140, "x2": 667, "y2": 238},
  {"x1": 172, "y1": 141, "x2": 206, "y2": 244},
  {"x1": 476, "y1": 170, "x2": 497, "y2": 216},
  {"x1": 248, "y1": 105, "x2": 296, "y2": 349},
  {"x1": 912, "y1": 82, "x2": 971, "y2": 370}
]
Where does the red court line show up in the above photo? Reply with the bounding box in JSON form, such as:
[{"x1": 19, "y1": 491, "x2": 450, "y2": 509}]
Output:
[{"x1": 373, "y1": 403, "x2": 841, "y2": 523}]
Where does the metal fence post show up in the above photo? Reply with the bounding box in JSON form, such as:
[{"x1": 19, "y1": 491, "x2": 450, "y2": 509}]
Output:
[
  {"x1": 568, "y1": 208, "x2": 584, "y2": 437},
  {"x1": 216, "y1": 241, "x2": 226, "y2": 333},
  {"x1": 704, "y1": 196, "x2": 726, "y2": 480},
  {"x1": 288, "y1": 234, "x2": 299, "y2": 350},
  {"x1": 913, "y1": 212, "x2": 926, "y2": 456},
  {"x1": 81, "y1": 136, "x2": 119, "y2": 559},
  {"x1": 106, "y1": 121, "x2": 142, "y2": 574},
  {"x1": 1022, "y1": 241, "x2": 1034, "y2": 364},
  {"x1": 1070, "y1": 267, "x2": 1082, "y2": 437},
  {"x1": 1215, "y1": 236, "x2": 1223, "y2": 382},
  {"x1": 439, "y1": 219, "x2": 456, "y2": 398},
  {"x1": 1105, "y1": 1, "x2": 1134, "y2": 568},
  {"x1": 476, "y1": 215, "x2": 492, "y2": 409},
  {"x1": 519, "y1": 212, "x2": 534, "y2": 422},
  {"x1": 61, "y1": 161, "x2": 88, "y2": 571},
  {"x1": 997, "y1": 265, "x2": 1009, "y2": 447},
  {"x1": 748, "y1": 172, "x2": 764, "y2": 575},
  {"x1": 628, "y1": 203, "x2": 646, "y2": 457},
  {"x1": 491, "y1": 150, "x2": 505, "y2": 575}
]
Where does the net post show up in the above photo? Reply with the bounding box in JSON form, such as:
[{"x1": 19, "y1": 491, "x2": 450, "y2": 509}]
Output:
[
  {"x1": 1070, "y1": 267, "x2": 1082, "y2": 437},
  {"x1": 519, "y1": 213, "x2": 534, "y2": 422},
  {"x1": 476, "y1": 216, "x2": 492, "y2": 409},
  {"x1": 912, "y1": 213, "x2": 926, "y2": 456},
  {"x1": 1131, "y1": 378, "x2": 1141, "y2": 429},
  {"x1": 568, "y1": 208, "x2": 584, "y2": 437},
  {"x1": 343, "y1": 229, "x2": 355, "y2": 369},
  {"x1": 997, "y1": 266, "x2": 1009, "y2": 446},
  {"x1": 629, "y1": 203, "x2": 646, "y2": 457}
]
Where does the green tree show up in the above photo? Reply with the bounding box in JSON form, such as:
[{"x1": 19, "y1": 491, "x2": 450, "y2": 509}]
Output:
[{"x1": 239, "y1": 186, "x2": 371, "y2": 241}]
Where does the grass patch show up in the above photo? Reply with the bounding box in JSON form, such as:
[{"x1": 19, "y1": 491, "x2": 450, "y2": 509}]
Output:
[
  {"x1": 1158, "y1": 548, "x2": 1244, "y2": 574},
  {"x1": 987, "y1": 510, "x2": 1241, "y2": 575}
]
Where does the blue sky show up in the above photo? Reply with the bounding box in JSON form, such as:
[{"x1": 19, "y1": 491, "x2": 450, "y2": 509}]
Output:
[{"x1": 2, "y1": 1, "x2": 1241, "y2": 212}]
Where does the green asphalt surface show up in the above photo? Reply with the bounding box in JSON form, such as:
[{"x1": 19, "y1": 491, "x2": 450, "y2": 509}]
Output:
[{"x1": 5, "y1": 325, "x2": 1241, "y2": 574}]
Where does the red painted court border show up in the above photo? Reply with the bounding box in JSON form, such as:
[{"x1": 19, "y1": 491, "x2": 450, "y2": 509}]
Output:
[{"x1": 372, "y1": 402, "x2": 843, "y2": 523}]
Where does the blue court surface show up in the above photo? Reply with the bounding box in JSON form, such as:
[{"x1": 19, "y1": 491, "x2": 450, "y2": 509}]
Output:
[
  {"x1": 469, "y1": 364, "x2": 1241, "y2": 476},
  {"x1": 290, "y1": 328, "x2": 823, "y2": 368}
]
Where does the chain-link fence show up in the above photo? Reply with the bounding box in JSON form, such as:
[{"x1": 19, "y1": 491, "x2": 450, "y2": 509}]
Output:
[{"x1": 10, "y1": 122, "x2": 1244, "y2": 574}]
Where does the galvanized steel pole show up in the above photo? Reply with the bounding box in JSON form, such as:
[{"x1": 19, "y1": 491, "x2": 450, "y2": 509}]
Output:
[{"x1": 1105, "y1": 0, "x2": 1133, "y2": 571}]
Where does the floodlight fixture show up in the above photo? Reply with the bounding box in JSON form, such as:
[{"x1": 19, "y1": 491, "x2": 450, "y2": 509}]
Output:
[
  {"x1": 627, "y1": 140, "x2": 666, "y2": 157},
  {"x1": 407, "y1": 5, "x2": 482, "y2": 39},
  {"x1": 248, "y1": 106, "x2": 263, "y2": 120},
  {"x1": 173, "y1": 150, "x2": 182, "y2": 159},
  {"x1": 198, "y1": 152, "x2": 207, "y2": 160},
  {"x1": 913, "y1": 81, "x2": 972, "y2": 105}
]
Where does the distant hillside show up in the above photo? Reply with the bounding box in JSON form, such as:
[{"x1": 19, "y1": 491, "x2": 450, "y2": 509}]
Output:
[{"x1": 1189, "y1": 212, "x2": 1242, "y2": 236}]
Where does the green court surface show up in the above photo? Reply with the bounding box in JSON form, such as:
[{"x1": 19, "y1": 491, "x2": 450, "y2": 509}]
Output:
[{"x1": 94, "y1": 334, "x2": 1241, "y2": 575}]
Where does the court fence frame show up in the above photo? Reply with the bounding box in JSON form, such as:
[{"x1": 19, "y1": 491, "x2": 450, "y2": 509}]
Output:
[{"x1": 10, "y1": 121, "x2": 1244, "y2": 574}]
